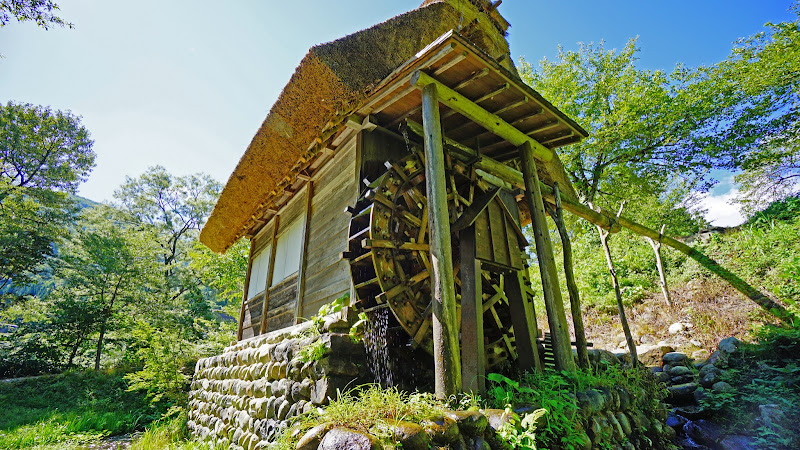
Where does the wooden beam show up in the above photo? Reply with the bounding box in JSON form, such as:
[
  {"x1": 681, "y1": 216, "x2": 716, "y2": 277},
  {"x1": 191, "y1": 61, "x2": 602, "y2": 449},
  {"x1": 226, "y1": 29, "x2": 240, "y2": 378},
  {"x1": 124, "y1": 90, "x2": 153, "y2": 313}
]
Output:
[
  {"x1": 259, "y1": 216, "x2": 280, "y2": 335},
  {"x1": 411, "y1": 70, "x2": 554, "y2": 162},
  {"x1": 421, "y1": 83, "x2": 462, "y2": 398},
  {"x1": 294, "y1": 182, "x2": 314, "y2": 323},
  {"x1": 237, "y1": 238, "x2": 257, "y2": 341},
  {"x1": 459, "y1": 227, "x2": 485, "y2": 394},
  {"x1": 518, "y1": 141, "x2": 575, "y2": 372}
]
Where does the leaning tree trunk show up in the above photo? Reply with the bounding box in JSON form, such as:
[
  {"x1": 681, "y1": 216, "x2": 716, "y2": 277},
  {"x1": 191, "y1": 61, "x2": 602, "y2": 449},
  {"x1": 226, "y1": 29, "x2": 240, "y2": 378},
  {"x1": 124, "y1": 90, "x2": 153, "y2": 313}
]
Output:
[
  {"x1": 645, "y1": 224, "x2": 673, "y2": 307},
  {"x1": 94, "y1": 318, "x2": 107, "y2": 371},
  {"x1": 68, "y1": 336, "x2": 84, "y2": 368},
  {"x1": 595, "y1": 203, "x2": 638, "y2": 367},
  {"x1": 545, "y1": 184, "x2": 591, "y2": 370}
]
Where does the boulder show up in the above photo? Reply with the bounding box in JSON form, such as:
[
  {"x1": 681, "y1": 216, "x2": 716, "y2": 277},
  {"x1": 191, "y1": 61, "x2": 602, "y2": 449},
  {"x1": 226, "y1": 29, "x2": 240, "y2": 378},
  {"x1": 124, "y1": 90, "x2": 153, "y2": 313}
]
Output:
[
  {"x1": 318, "y1": 427, "x2": 377, "y2": 450},
  {"x1": 667, "y1": 382, "x2": 699, "y2": 405},
  {"x1": 718, "y1": 337, "x2": 741, "y2": 354},
  {"x1": 685, "y1": 419, "x2": 725, "y2": 448},
  {"x1": 711, "y1": 381, "x2": 734, "y2": 393},
  {"x1": 669, "y1": 365, "x2": 693, "y2": 378},
  {"x1": 662, "y1": 352, "x2": 689, "y2": 366},
  {"x1": 296, "y1": 423, "x2": 332, "y2": 450},
  {"x1": 376, "y1": 421, "x2": 430, "y2": 450},
  {"x1": 421, "y1": 415, "x2": 460, "y2": 445},
  {"x1": 718, "y1": 434, "x2": 759, "y2": 450},
  {"x1": 444, "y1": 410, "x2": 488, "y2": 436}
]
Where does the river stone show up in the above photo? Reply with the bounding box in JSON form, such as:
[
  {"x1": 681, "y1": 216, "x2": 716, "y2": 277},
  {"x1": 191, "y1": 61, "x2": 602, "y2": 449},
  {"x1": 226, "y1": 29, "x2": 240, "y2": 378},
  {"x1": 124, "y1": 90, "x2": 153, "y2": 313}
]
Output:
[
  {"x1": 673, "y1": 374, "x2": 696, "y2": 385},
  {"x1": 469, "y1": 436, "x2": 492, "y2": 450},
  {"x1": 718, "y1": 337, "x2": 741, "y2": 354},
  {"x1": 277, "y1": 399, "x2": 291, "y2": 421},
  {"x1": 481, "y1": 408, "x2": 520, "y2": 432},
  {"x1": 668, "y1": 383, "x2": 699, "y2": 405},
  {"x1": 685, "y1": 419, "x2": 725, "y2": 447},
  {"x1": 445, "y1": 410, "x2": 488, "y2": 436},
  {"x1": 295, "y1": 423, "x2": 332, "y2": 450},
  {"x1": 421, "y1": 415, "x2": 459, "y2": 445},
  {"x1": 669, "y1": 322, "x2": 688, "y2": 334},
  {"x1": 669, "y1": 365, "x2": 693, "y2": 377},
  {"x1": 587, "y1": 349, "x2": 620, "y2": 367},
  {"x1": 663, "y1": 352, "x2": 688, "y2": 366},
  {"x1": 318, "y1": 427, "x2": 376, "y2": 450},
  {"x1": 377, "y1": 421, "x2": 430, "y2": 450},
  {"x1": 654, "y1": 370, "x2": 671, "y2": 383},
  {"x1": 615, "y1": 411, "x2": 632, "y2": 436},
  {"x1": 700, "y1": 369, "x2": 720, "y2": 388},
  {"x1": 606, "y1": 412, "x2": 624, "y2": 440},
  {"x1": 712, "y1": 381, "x2": 734, "y2": 393},
  {"x1": 759, "y1": 403, "x2": 785, "y2": 428}
]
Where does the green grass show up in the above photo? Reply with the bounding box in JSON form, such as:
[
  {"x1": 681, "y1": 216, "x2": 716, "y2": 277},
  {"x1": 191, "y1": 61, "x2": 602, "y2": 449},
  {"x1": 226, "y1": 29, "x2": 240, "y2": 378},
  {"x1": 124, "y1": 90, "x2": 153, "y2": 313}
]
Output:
[{"x1": 0, "y1": 371, "x2": 159, "y2": 449}]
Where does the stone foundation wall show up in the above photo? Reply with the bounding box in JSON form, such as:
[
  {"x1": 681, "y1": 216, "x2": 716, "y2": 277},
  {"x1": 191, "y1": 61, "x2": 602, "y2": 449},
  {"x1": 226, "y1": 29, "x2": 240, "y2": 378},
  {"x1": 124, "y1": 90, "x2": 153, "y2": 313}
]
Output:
[{"x1": 187, "y1": 318, "x2": 367, "y2": 450}]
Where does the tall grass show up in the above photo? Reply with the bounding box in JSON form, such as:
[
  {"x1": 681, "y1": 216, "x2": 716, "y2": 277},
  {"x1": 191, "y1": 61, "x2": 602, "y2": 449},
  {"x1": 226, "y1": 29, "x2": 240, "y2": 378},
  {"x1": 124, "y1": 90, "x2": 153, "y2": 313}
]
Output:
[{"x1": 0, "y1": 371, "x2": 156, "y2": 449}]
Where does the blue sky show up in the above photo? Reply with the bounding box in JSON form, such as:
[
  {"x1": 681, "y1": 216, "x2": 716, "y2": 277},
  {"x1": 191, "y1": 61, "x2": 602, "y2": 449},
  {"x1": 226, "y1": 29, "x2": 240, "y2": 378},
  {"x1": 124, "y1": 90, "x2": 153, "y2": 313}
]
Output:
[{"x1": 1, "y1": 0, "x2": 795, "y2": 225}]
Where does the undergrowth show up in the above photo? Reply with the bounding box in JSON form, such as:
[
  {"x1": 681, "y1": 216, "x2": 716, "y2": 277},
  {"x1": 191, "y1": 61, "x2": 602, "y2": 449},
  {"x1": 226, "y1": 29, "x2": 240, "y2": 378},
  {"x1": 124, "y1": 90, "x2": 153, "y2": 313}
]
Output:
[
  {"x1": 486, "y1": 366, "x2": 671, "y2": 449},
  {"x1": 701, "y1": 323, "x2": 800, "y2": 449}
]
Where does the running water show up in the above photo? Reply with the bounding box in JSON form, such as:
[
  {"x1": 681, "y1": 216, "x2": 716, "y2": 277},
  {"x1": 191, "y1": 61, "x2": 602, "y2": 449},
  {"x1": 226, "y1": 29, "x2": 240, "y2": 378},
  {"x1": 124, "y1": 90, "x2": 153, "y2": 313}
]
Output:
[{"x1": 363, "y1": 305, "x2": 394, "y2": 387}]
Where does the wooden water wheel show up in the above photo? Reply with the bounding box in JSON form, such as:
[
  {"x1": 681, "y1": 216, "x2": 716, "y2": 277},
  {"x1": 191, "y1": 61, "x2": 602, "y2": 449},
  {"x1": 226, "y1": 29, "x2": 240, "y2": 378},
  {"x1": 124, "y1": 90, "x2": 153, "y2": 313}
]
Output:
[{"x1": 345, "y1": 149, "x2": 533, "y2": 369}]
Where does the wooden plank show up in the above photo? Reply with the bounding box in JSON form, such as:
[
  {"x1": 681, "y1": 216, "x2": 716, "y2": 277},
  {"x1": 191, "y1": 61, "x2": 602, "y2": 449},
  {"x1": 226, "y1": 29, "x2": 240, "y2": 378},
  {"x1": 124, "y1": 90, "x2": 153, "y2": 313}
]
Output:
[
  {"x1": 237, "y1": 236, "x2": 257, "y2": 341},
  {"x1": 259, "y1": 215, "x2": 280, "y2": 336},
  {"x1": 421, "y1": 82, "x2": 461, "y2": 397},
  {"x1": 411, "y1": 70, "x2": 553, "y2": 162},
  {"x1": 505, "y1": 269, "x2": 542, "y2": 372},
  {"x1": 518, "y1": 141, "x2": 575, "y2": 372},
  {"x1": 268, "y1": 274, "x2": 299, "y2": 310},
  {"x1": 459, "y1": 227, "x2": 485, "y2": 394},
  {"x1": 295, "y1": 182, "x2": 314, "y2": 322},
  {"x1": 487, "y1": 200, "x2": 509, "y2": 267}
]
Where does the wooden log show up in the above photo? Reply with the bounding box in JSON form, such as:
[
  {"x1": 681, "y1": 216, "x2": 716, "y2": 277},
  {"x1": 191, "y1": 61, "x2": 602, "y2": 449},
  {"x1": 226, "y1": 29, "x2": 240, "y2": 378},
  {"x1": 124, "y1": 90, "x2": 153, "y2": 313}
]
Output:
[
  {"x1": 518, "y1": 141, "x2": 575, "y2": 372},
  {"x1": 505, "y1": 269, "x2": 543, "y2": 373},
  {"x1": 595, "y1": 202, "x2": 638, "y2": 367},
  {"x1": 459, "y1": 227, "x2": 485, "y2": 394},
  {"x1": 546, "y1": 183, "x2": 590, "y2": 370},
  {"x1": 644, "y1": 224, "x2": 673, "y2": 307},
  {"x1": 411, "y1": 70, "x2": 554, "y2": 162},
  {"x1": 421, "y1": 83, "x2": 462, "y2": 397}
]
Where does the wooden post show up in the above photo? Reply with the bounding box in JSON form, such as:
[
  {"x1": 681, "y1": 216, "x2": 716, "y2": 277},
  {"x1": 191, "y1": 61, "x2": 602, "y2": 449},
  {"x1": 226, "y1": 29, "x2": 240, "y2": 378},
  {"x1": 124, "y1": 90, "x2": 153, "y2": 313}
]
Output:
[
  {"x1": 259, "y1": 216, "x2": 280, "y2": 335},
  {"x1": 595, "y1": 202, "x2": 638, "y2": 367},
  {"x1": 546, "y1": 183, "x2": 591, "y2": 370},
  {"x1": 518, "y1": 141, "x2": 575, "y2": 372},
  {"x1": 294, "y1": 182, "x2": 315, "y2": 322},
  {"x1": 645, "y1": 225, "x2": 673, "y2": 307},
  {"x1": 459, "y1": 227, "x2": 484, "y2": 394},
  {"x1": 237, "y1": 239, "x2": 256, "y2": 341},
  {"x1": 421, "y1": 82, "x2": 462, "y2": 398}
]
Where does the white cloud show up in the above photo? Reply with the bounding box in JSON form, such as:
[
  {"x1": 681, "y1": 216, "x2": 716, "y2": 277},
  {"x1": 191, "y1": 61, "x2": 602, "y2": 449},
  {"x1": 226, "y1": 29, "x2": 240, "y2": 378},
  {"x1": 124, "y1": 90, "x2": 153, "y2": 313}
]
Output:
[{"x1": 699, "y1": 189, "x2": 745, "y2": 227}]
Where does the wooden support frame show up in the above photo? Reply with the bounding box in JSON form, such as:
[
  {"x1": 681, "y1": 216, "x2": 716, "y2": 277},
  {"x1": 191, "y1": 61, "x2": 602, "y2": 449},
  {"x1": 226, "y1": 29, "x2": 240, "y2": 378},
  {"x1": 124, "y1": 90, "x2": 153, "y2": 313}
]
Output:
[
  {"x1": 411, "y1": 70, "x2": 554, "y2": 162},
  {"x1": 237, "y1": 239, "x2": 257, "y2": 341},
  {"x1": 519, "y1": 141, "x2": 575, "y2": 372},
  {"x1": 294, "y1": 182, "x2": 314, "y2": 322},
  {"x1": 259, "y1": 216, "x2": 280, "y2": 335},
  {"x1": 459, "y1": 227, "x2": 484, "y2": 394},
  {"x1": 421, "y1": 82, "x2": 462, "y2": 398}
]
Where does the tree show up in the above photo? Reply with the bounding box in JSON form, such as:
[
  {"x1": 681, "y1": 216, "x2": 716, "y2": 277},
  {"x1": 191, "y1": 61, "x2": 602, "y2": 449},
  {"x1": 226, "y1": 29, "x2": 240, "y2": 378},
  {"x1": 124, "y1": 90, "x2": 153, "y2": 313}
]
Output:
[
  {"x1": 718, "y1": 5, "x2": 800, "y2": 213},
  {"x1": 0, "y1": 101, "x2": 95, "y2": 293},
  {"x1": 0, "y1": 0, "x2": 71, "y2": 29},
  {"x1": 52, "y1": 205, "x2": 160, "y2": 370}
]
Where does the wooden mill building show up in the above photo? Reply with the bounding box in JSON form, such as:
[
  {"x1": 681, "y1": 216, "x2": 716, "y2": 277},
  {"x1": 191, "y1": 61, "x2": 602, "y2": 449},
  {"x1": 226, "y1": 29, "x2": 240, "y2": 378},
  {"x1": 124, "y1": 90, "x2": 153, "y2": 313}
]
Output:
[{"x1": 200, "y1": 0, "x2": 592, "y2": 393}]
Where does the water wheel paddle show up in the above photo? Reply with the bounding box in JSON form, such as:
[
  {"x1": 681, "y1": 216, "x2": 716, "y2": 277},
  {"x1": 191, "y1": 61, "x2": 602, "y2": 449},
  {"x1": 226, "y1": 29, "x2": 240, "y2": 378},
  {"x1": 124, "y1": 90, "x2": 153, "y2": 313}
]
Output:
[{"x1": 345, "y1": 149, "x2": 530, "y2": 369}]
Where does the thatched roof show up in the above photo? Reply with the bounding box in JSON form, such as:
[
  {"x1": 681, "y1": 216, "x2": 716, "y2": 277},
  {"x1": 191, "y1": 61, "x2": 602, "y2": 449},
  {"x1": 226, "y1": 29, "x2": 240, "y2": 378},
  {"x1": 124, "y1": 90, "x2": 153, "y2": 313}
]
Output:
[
  {"x1": 201, "y1": 0, "x2": 587, "y2": 253},
  {"x1": 200, "y1": 0, "x2": 518, "y2": 253}
]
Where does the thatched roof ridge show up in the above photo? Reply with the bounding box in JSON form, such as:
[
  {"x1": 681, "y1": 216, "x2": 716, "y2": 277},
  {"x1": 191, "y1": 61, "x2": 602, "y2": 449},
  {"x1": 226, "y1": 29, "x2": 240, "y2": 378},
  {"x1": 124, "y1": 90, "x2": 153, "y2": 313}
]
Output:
[{"x1": 201, "y1": 0, "x2": 514, "y2": 253}]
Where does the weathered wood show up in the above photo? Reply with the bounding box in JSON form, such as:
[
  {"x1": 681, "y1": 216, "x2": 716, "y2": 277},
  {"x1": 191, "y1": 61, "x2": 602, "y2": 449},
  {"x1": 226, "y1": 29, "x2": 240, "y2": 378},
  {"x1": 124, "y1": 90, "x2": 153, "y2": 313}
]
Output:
[
  {"x1": 596, "y1": 202, "x2": 638, "y2": 367},
  {"x1": 403, "y1": 122, "x2": 795, "y2": 322},
  {"x1": 459, "y1": 227, "x2": 485, "y2": 394},
  {"x1": 645, "y1": 225, "x2": 673, "y2": 307},
  {"x1": 295, "y1": 182, "x2": 314, "y2": 322},
  {"x1": 237, "y1": 236, "x2": 257, "y2": 341},
  {"x1": 546, "y1": 183, "x2": 590, "y2": 370},
  {"x1": 518, "y1": 141, "x2": 575, "y2": 372},
  {"x1": 421, "y1": 82, "x2": 462, "y2": 397},
  {"x1": 411, "y1": 70, "x2": 553, "y2": 162},
  {"x1": 259, "y1": 216, "x2": 280, "y2": 335}
]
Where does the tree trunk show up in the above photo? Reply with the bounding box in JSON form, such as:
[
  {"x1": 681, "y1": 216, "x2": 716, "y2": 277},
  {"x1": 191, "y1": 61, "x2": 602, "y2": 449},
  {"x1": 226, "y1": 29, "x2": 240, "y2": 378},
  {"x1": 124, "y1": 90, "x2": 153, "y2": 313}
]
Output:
[
  {"x1": 595, "y1": 203, "x2": 638, "y2": 367},
  {"x1": 546, "y1": 183, "x2": 591, "y2": 370},
  {"x1": 94, "y1": 318, "x2": 107, "y2": 371},
  {"x1": 645, "y1": 225, "x2": 672, "y2": 307},
  {"x1": 68, "y1": 336, "x2": 83, "y2": 368}
]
